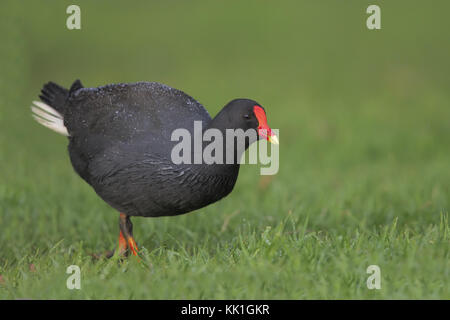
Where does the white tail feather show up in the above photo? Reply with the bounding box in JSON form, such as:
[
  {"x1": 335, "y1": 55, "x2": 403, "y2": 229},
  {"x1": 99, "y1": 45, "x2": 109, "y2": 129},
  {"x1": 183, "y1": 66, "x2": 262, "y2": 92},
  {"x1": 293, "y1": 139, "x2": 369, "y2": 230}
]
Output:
[{"x1": 31, "y1": 101, "x2": 69, "y2": 136}]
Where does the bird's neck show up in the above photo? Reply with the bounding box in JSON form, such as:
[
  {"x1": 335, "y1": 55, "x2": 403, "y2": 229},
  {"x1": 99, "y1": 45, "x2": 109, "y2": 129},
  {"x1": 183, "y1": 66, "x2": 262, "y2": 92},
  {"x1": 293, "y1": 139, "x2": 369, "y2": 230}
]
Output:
[{"x1": 203, "y1": 110, "x2": 251, "y2": 165}]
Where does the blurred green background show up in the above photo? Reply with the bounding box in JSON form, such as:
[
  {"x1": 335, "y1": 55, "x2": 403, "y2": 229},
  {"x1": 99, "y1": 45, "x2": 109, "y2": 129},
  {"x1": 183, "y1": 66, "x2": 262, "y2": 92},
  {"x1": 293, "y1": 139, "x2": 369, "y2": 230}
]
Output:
[{"x1": 0, "y1": 0, "x2": 448, "y2": 299}]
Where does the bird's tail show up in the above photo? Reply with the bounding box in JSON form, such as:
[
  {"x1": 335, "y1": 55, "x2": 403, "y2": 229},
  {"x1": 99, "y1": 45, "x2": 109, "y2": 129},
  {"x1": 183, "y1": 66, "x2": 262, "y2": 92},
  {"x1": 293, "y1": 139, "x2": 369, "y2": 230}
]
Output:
[
  {"x1": 39, "y1": 82, "x2": 69, "y2": 114},
  {"x1": 31, "y1": 100, "x2": 68, "y2": 136},
  {"x1": 31, "y1": 81, "x2": 79, "y2": 137}
]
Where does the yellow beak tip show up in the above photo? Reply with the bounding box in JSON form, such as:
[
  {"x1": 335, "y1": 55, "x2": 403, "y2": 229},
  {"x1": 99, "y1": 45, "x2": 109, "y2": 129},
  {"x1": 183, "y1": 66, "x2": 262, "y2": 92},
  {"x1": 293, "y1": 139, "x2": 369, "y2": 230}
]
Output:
[{"x1": 269, "y1": 135, "x2": 279, "y2": 145}]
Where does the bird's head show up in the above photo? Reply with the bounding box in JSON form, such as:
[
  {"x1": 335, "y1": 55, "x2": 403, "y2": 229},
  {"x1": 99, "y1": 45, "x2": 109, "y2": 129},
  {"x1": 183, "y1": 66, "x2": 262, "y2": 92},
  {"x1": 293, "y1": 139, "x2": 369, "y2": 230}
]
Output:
[{"x1": 219, "y1": 98, "x2": 279, "y2": 145}]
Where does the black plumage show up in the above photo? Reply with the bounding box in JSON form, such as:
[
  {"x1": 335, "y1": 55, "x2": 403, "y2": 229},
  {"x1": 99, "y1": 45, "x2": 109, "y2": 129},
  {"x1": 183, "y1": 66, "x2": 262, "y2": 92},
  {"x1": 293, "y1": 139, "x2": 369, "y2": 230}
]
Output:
[{"x1": 32, "y1": 80, "x2": 277, "y2": 256}]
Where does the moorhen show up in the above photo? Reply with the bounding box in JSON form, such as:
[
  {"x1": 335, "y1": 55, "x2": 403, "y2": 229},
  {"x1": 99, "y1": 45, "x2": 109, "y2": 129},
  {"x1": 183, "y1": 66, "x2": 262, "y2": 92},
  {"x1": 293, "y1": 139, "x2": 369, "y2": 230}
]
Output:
[{"x1": 31, "y1": 80, "x2": 278, "y2": 257}]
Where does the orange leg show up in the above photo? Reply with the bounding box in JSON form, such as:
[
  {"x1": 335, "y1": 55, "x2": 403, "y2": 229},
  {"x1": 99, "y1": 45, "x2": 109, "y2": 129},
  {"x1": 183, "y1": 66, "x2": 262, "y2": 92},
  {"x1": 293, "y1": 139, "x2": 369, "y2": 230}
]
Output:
[
  {"x1": 118, "y1": 213, "x2": 139, "y2": 257},
  {"x1": 118, "y1": 231, "x2": 128, "y2": 255},
  {"x1": 128, "y1": 237, "x2": 139, "y2": 256}
]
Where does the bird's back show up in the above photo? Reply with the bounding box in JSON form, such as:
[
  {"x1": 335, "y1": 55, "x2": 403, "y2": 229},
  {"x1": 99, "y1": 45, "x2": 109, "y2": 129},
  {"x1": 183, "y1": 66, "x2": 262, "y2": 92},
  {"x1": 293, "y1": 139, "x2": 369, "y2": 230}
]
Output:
[
  {"x1": 65, "y1": 82, "x2": 210, "y2": 151},
  {"x1": 33, "y1": 81, "x2": 238, "y2": 218},
  {"x1": 64, "y1": 82, "x2": 214, "y2": 212}
]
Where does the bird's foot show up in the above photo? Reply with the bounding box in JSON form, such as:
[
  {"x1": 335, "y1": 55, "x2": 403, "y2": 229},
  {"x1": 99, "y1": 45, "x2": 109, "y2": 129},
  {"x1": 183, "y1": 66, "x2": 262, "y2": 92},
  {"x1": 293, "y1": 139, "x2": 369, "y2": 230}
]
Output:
[
  {"x1": 91, "y1": 213, "x2": 140, "y2": 260},
  {"x1": 119, "y1": 230, "x2": 140, "y2": 257}
]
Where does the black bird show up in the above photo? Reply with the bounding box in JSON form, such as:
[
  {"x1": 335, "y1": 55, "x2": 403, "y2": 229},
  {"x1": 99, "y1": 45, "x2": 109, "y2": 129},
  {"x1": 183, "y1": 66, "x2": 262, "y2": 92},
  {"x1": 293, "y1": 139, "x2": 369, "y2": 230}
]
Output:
[{"x1": 31, "y1": 80, "x2": 278, "y2": 256}]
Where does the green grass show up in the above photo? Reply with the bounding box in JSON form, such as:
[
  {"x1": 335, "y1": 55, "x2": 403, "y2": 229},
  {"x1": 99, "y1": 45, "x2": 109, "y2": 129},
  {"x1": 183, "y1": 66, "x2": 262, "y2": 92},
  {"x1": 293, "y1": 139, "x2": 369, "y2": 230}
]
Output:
[{"x1": 0, "y1": 0, "x2": 449, "y2": 299}]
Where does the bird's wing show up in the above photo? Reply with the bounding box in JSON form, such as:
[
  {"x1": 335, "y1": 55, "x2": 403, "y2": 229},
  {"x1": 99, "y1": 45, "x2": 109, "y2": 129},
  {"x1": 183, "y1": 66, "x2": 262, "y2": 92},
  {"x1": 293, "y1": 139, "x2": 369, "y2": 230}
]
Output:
[{"x1": 65, "y1": 82, "x2": 211, "y2": 142}]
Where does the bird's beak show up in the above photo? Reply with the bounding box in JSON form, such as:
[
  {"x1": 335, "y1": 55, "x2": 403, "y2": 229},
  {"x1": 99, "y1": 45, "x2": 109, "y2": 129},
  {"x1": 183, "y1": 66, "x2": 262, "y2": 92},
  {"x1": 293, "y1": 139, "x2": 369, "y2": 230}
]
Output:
[
  {"x1": 268, "y1": 134, "x2": 279, "y2": 145},
  {"x1": 254, "y1": 105, "x2": 279, "y2": 145},
  {"x1": 258, "y1": 127, "x2": 278, "y2": 145}
]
